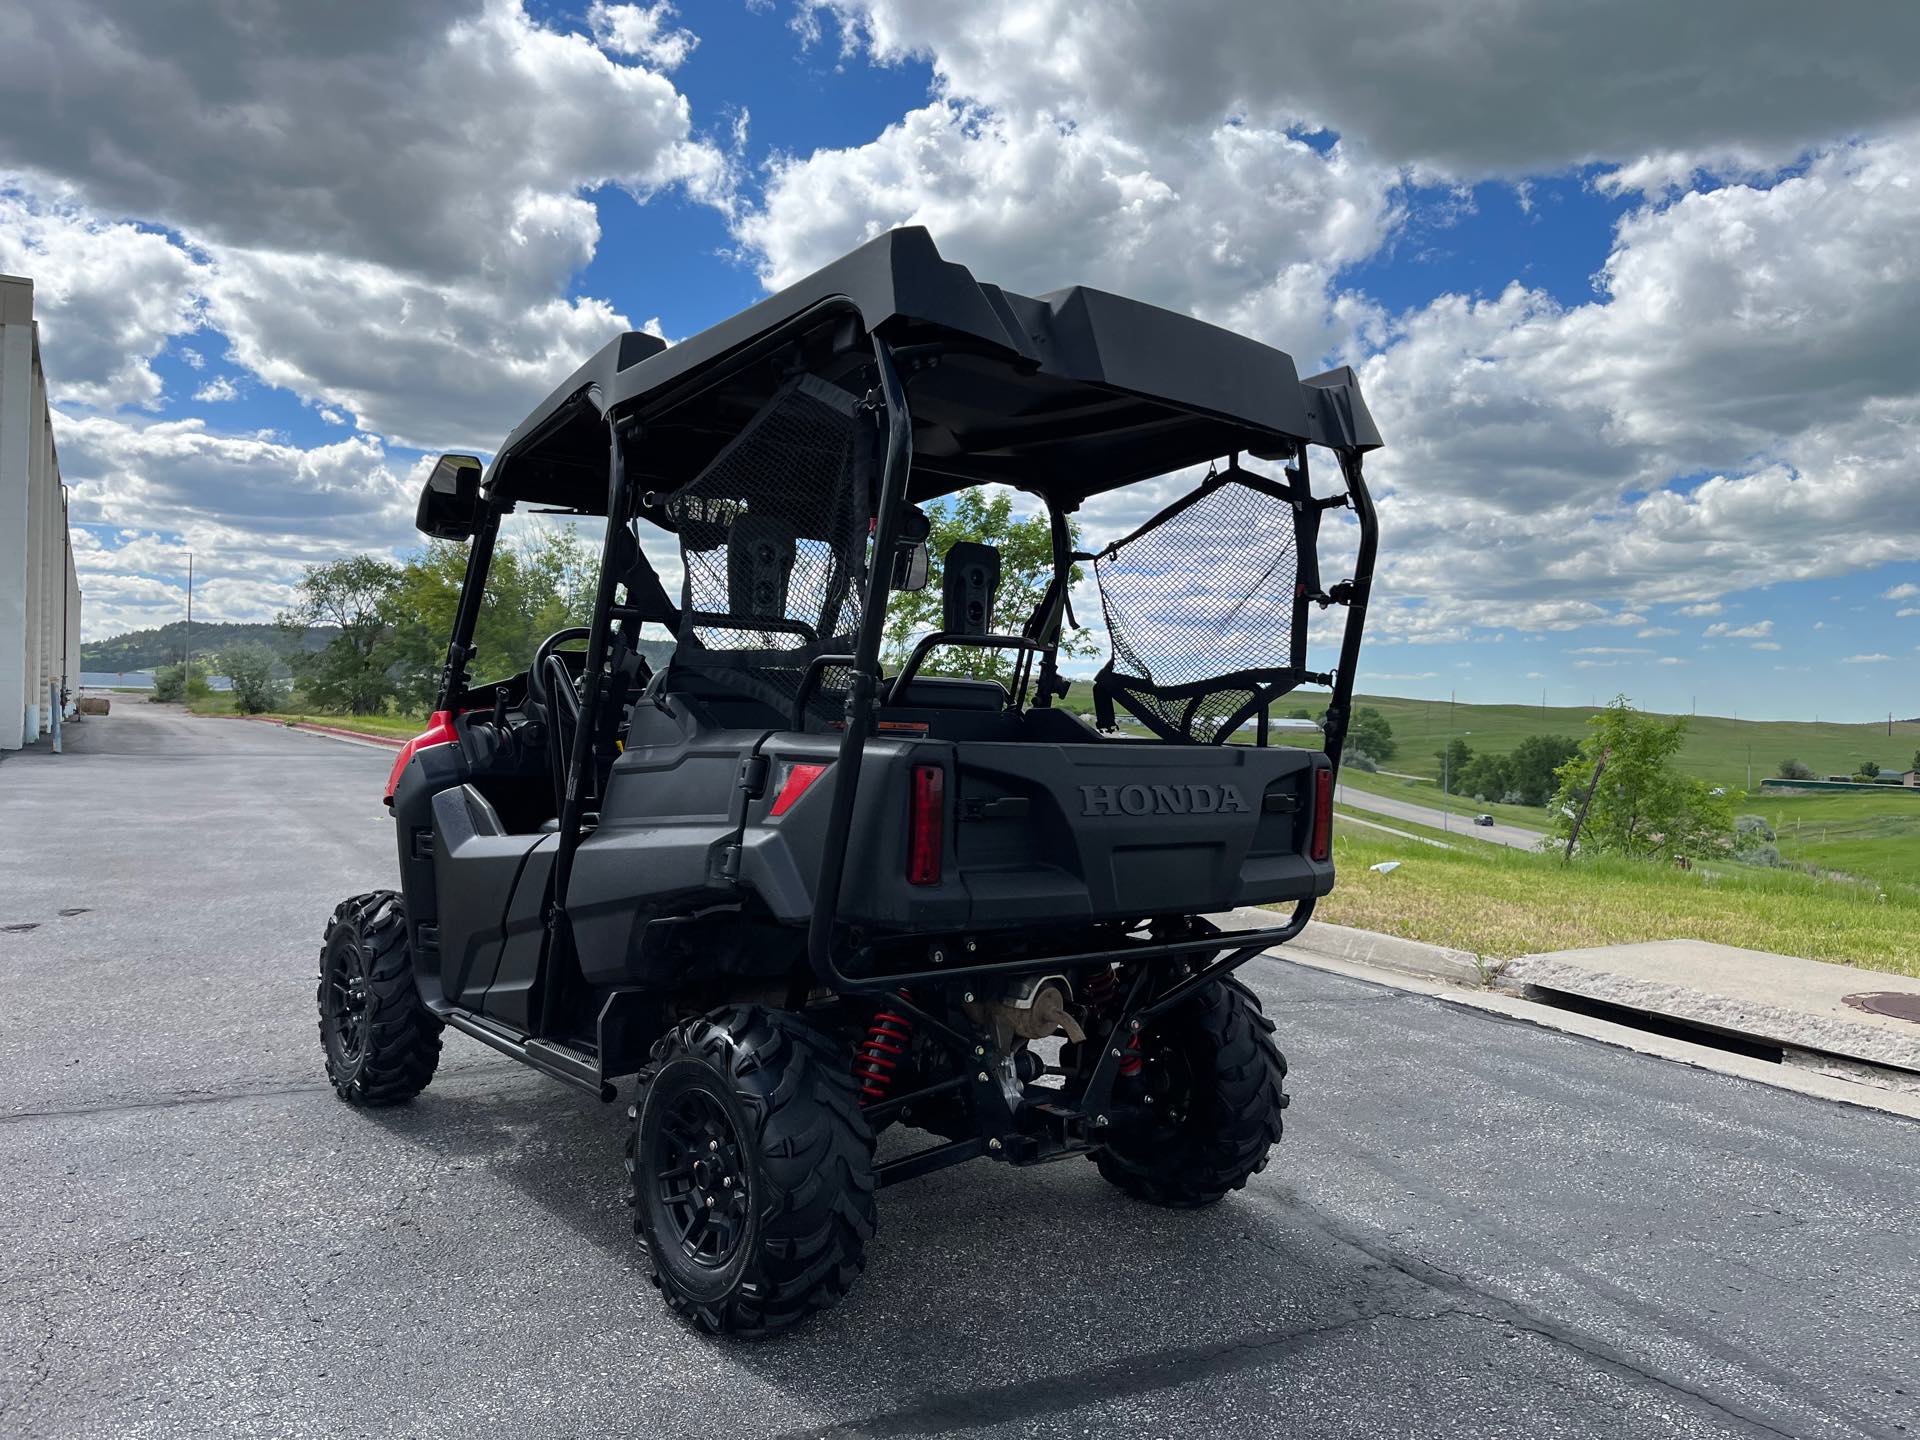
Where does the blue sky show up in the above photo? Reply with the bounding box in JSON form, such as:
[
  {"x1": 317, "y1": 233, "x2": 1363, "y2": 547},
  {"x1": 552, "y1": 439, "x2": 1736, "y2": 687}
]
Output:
[{"x1": 4, "y1": 1, "x2": 1916, "y2": 720}]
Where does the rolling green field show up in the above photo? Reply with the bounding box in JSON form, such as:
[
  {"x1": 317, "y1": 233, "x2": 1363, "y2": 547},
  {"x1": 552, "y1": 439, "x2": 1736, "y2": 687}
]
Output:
[
  {"x1": 1756, "y1": 790, "x2": 1920, "y2": 891},
  {"x1": 1308, "y1": 822, "x2": 1919, "y2": 977},
  {"x1": 1057, "y1": 683, "x2": 1916, "y2": 792},
  {"x1": 1328, "y1": 692, "x2": 1918, "y2": 792}
]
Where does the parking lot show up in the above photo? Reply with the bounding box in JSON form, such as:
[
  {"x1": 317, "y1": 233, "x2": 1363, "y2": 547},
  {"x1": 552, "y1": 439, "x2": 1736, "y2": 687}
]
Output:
[{"x1": 3, "y1": 705, "x2": 1917, "y2": 1439}]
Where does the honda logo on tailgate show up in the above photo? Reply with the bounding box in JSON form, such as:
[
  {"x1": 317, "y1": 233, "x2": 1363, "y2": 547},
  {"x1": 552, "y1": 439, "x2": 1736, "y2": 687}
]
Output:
[{"x1": 1080, "y1": 783, "x2": 1251, "y2": 816}]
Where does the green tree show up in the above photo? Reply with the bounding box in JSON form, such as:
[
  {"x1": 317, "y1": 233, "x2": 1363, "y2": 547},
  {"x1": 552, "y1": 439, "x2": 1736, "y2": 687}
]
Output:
[
  {"x1": 1507, "y1": 734, "x2": 1580, "y2": 806},
  {"x1": 1347, "y1": 706, "x2": 1396, "y2": 761},
  {"x1": 880, "y1": 489, "x2": 1092, "y2": 684},
  {"x1": 220, "y1": 642, "x2": 287, "y2": 714},
  {"x1": 1777, "y1": 758, "x2": 1814, "y2": 781},
  {"x1": 151, "y1": 659, "x2": 206, "y2": 703},
  {"x1": 281, "y1": 555, "x2": 402, "y2": 714},
  {"x1": 381, "y1": 526, "x2": 597, "y2": 710},
  {"x1": 1549, "y1": 697, "x2": 1733, "y2": 860},
  {"x1": 1456, "y1": 751, "x2": 1512, "y2": 803},
  {"x1": 1434, "y1": 737, "x2": 1473, "y2": 793},
  {"x1": 1856, "y1": 759, "x2": 1881, "y2": 781}
]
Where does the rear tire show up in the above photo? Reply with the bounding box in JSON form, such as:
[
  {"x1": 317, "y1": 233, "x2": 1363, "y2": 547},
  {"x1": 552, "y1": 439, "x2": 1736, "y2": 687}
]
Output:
[
  {"x1": 627, "y1": 1006, "x2": 876, "y2": 1336},
  {"x1": 316, "y1": 890, "x2": 442, "y2": 1107},
  {"x1": 1094, "y1": 977, "x2": 1287, "y2": 1207}
]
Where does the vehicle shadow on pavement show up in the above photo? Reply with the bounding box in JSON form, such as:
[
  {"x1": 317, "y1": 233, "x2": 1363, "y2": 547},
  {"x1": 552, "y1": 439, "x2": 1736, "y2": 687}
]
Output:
[{"x1": 353, "y1": 1066, "x2": 1453, "y2": 1436}]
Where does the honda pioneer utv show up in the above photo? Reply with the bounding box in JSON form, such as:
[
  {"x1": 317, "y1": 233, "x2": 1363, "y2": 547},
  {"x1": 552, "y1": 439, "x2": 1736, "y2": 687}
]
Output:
[{"x1": 316, "y1": 227, "x2": 1380, "y2": 1335}]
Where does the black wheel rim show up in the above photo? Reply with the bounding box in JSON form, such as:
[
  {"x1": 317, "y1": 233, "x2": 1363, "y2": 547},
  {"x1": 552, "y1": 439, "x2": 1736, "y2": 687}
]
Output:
[
  {"x1": 323, "y1": 939, "x2": 372, "y2": 1065},
  {"x1": 651, "y1": 1086, "x2": 751, "y2": 1269}
]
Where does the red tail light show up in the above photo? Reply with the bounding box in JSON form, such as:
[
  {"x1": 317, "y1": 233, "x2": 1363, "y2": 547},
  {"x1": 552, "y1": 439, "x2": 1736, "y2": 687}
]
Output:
[
  {"x1": 906, "y1": 764, "x2": 945, "y2": 886},
  {"x1": 768, "y1": 761, "x2": 829, "y2": 817},
  {"x1": 384, "y1": 711, "x2": 456, "y2": 805},
  {"x1": 1310, "y1": 766, "x2": 1334, "y2": 861}
]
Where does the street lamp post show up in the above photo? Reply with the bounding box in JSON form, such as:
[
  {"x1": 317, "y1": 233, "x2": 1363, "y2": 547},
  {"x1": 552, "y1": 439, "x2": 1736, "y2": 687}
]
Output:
[{"x1": 183, "y1": 551, "x2": 194, "y2": 700}]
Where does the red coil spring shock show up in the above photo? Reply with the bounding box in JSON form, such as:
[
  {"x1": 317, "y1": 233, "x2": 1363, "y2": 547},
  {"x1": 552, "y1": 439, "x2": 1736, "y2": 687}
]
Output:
[
  {"x1": 854, "y1": 995, "x2": 915, "y2": 1104},
  {"x1": 1082, "y1": 968, "x2": 1141, "y2": 1076}
]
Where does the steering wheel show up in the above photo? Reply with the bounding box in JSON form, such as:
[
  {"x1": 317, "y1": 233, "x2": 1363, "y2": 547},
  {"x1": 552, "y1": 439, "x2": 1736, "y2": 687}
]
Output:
[{"x1": 528, "y1": 628, "x2": 589, "y2": 813}]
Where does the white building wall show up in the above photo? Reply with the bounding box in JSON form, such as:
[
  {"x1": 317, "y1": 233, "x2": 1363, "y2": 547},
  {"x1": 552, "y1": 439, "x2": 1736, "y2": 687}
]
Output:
[{"x1": 0, "y1": 275, "x2": 81, "y2": 751}]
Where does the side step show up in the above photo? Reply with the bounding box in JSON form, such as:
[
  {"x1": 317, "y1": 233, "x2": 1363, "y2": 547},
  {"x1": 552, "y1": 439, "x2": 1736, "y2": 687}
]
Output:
[{"x1": 441, "y1": 1009, "x2": 615, "y2": 1102}]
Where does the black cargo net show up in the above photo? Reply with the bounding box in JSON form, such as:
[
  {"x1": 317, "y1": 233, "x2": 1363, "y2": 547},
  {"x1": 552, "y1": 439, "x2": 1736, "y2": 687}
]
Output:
[
  {"x1": 1091, "y1": 466, "x2": 1313, "y2": 743},
  {"x1": 666, "y1": 375, "x2": 868, "y2": 724}
]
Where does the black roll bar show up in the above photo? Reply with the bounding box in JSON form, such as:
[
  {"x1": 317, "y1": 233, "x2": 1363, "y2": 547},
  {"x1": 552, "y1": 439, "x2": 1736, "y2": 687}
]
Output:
[
  {"x1": 888, "y1": 631, "x2": 1042, "y2": 698},
  {"x1": 804, "y1": 332, "x2": 912, "y2": 985},
  {"x1": 1318, "y1": 448, "x2": 1377, "y2": 773}
]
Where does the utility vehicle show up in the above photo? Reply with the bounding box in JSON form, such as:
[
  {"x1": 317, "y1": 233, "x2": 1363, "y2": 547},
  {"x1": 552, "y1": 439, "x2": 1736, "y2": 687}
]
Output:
[{"x1": 316, "y1": 227, "x2": 1381, "y2": 1335}]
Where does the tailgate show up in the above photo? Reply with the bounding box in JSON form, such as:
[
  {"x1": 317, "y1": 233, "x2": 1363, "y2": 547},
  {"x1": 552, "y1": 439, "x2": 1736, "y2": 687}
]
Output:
[{"x1": 951, "y1": 741, "x2": 1331, "y2": 926}]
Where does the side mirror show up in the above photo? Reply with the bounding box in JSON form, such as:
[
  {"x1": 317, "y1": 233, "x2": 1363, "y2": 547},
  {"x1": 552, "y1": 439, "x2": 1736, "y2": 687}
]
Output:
[
  {"x1": 891, "y1": 541, "x2": 930, "y2": 591},
  {"x1": 416, "y1": 453, "x2": 484, "y2": 540},
  {"x1": 889, "y1": 504, "x2": 931, "y2": 591}
]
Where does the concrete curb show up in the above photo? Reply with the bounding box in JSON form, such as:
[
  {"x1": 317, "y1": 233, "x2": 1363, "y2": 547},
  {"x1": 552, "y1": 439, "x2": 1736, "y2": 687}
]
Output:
[
  {"x1": 241, "y1": 715, "x2": 404, "y2": 750},
  {"x1": 1223, "y1": 907, "x2": 1487, "y2": 987},
  {"x1": 1502, "y1": 945, "x2": 1920, "y2": 1075}
]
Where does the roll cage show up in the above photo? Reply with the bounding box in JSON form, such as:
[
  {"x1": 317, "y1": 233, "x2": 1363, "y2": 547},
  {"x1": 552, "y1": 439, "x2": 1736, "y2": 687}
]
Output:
[{"x1": 430, "y1": 228, "x2": 1380, "y2": 1034}]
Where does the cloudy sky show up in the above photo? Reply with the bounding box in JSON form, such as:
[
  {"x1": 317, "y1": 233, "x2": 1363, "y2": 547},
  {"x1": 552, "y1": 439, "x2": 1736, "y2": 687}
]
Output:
[{"x1": 4, "y1": 0, "x2": 1917, "y2": 720}]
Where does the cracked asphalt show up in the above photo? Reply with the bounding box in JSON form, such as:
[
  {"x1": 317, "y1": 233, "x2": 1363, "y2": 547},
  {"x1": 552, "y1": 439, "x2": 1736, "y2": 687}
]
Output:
[{"x1": 3, "y1": 705, "x2": 1917, "y2": 1439}]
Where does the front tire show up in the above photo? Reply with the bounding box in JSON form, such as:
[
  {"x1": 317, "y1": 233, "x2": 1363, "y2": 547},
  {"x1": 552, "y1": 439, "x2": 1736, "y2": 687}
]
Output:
[
  {"x1": 628, "y1": 1006, "x2": 876, "y2": 1336},
  {"x1": 1094, "y1": 977, "x2": 1288, "y2": 1207},
  {"x1": 316, "y1": 890, "x2": 442, "y2": 1107}
]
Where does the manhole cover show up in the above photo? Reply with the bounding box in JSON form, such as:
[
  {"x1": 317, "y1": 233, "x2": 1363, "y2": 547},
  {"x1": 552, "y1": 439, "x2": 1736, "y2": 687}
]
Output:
[{"x1": 1843, "y1": 992, "x2": 1920, "y2": 1025}]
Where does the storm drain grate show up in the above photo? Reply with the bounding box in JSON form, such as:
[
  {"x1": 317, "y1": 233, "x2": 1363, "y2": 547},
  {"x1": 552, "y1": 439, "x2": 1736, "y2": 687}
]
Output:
[{"x1": 1519, "y1": 986, "x2": 1786, "y2": 1063}]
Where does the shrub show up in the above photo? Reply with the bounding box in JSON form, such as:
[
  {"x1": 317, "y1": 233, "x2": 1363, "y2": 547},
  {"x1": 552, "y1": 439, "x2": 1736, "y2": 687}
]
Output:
[
  {"x1": 1735, "y1": 814, "x2": 1775, "y2": 843},
  {"x1": 1776, "y1": 758, "x2": 1814, "y2": 781},
  {"x1": 1345, "y1": 750, "x2": 1379, "y2": 772},
  {"x1": 221, "y1": 642, "x2": 287, "y2": 714}
]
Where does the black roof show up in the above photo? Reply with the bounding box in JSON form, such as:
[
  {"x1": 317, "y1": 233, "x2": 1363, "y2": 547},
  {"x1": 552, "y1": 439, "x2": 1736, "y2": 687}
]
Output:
[{"x1": 489, "y1": 227, "x2": 1380, "y2": 511}]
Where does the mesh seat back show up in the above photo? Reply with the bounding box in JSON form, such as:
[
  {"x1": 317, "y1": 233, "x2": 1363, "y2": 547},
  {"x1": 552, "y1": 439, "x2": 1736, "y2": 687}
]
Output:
[
  {"x1": 1092, "y1": 469, "x2": 1313, "y2": 743},
  {"x1": 665, "y1": 375, "x2": 868, "y2": 725}
]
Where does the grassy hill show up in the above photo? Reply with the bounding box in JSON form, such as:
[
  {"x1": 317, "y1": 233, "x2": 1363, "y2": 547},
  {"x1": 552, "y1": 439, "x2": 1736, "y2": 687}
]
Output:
[
  {"x1": 1313, "y1": 819, "x2": 1917, "y2": 976},
  {"x1": 1307, "y1": 692, "x2": 1918, "y2": 791},
  {"x1": 84, "y1": 621, "x2": 333, "y2": 672},
  {"x1": 1055, "y1": 683, "x2": 1917, "y2": 789}
]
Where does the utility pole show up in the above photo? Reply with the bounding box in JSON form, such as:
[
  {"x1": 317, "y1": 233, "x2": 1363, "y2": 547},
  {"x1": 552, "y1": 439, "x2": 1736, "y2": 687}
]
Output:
[
  {"x1": 1746, "y1": 744, "x2": 1752, "y2": 793},
  {"x1": 1565, "y1": 747, "x2": 1609, "y2": 862},
  {"x1": 184, "y1": 552, "x2": 193, "y2": 692}
]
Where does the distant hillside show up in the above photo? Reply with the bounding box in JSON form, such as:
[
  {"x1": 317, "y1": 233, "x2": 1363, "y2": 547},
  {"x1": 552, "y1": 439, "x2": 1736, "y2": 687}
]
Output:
[
  {"x1": 1330, "y1": 693, "x2": 1919, "y2": 792},
  {"x1": 1053, "y1": 685, "x2": 1916, "y2": 790},
  {"x1": 83, "y1": 621, "x2": 334, "y2": 672}
]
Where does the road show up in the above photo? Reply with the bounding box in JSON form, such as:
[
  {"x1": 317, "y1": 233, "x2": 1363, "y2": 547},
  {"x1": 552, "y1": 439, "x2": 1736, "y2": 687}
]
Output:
[
  {"x1": 3, "y1": 706, "x2": 1916, "y2": 1439},
  {"x1": 1336, "y1": 781, "x2": 1545, "y2": 851}
]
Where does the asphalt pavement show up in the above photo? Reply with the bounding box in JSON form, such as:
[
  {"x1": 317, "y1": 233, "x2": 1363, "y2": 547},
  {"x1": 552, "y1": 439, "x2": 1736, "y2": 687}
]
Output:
[
  {"x1": 1336, "y1": 781, "x2": 1545, "y2": 850},
  {"x1": 3, "y1": 706, "x2": 1916, "y2": 1439}
]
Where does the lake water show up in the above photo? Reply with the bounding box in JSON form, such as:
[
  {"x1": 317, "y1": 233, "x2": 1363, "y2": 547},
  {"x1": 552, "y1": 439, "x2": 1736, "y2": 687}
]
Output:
[{"x1": 81, "y1": 671, "x2": 232, "y2": 691}]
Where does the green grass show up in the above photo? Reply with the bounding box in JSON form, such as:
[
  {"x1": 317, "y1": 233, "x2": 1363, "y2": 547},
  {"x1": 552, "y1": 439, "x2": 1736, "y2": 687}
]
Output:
[
  {"x1": 1755, "y1": 790, "x2": 1920, "y2": 892},
  {"x1": 1058, "y1": 683, "x2": 1917, "y2": 791},
  {"x1": 1329, "y1": 692, "x2": 1919, "y2": 792},
  {"x1": 1306, "y1": 825, "x2": 1919, "y2": 978},
  {"x1": 188, "y1": 693, "x2": 429, "y2": 740}
]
